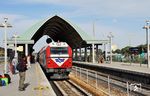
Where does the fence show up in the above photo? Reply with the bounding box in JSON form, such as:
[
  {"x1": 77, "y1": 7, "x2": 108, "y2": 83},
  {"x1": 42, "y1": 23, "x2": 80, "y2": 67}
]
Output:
[{"x1": 71, "y1": 66, "x2": 142, "y2": 96}]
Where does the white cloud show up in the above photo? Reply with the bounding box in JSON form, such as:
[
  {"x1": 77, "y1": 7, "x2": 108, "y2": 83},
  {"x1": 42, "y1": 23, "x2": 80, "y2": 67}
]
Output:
[
  {"x1": 11, "y1": 0, "x2": 150, "y2": 17},
  {"x1": 0, "y1": 13, "x2": 39, "y2": 41},
  {"x1": 77, "y1": 20, "x2": 146, "y2": 49},
  {"x1": 0, "y1": 13, "x2": 25, "y2": 23},
  {"x1": 1, "y1": 0, "x2": 149, "y2": 49},
  {"x1": 33, "y1": 35, "x2": 48, "y2": 52}
]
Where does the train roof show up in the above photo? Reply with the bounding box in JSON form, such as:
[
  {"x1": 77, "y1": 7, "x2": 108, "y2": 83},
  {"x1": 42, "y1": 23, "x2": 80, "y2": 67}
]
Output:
[
  {"x1": 39, "y1": 42, "x2": 69, "y2": 53},
  {"x1": 48, "y1": 42, "x2": 68, "y2": 47}
]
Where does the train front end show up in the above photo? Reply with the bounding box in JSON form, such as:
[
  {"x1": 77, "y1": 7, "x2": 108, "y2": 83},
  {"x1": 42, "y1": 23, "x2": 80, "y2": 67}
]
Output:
[{"x1": 45, "y1": 42, "x2": 72, "y2": 79}]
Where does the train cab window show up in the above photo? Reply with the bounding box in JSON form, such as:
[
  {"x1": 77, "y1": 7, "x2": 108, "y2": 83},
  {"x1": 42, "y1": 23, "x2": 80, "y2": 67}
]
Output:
[{"x1": 50, "y1": 47, "x2": 68, "y2": 54}]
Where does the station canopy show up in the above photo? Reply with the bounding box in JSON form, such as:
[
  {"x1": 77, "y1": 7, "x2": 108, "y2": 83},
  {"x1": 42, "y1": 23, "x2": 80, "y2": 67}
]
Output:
[{"x1": 18, "y1": 15, "x2": 108, "y2": 48}]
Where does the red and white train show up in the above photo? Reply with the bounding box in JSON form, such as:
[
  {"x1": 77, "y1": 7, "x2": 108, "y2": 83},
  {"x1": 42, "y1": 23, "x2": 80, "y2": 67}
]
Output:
[{"x1": 38, "y1": 41, "x2": 72, "y2": 79}]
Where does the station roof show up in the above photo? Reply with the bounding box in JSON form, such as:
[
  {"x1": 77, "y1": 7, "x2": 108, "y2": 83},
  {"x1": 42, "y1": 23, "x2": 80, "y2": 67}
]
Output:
[{"x1": 18, "y1": 15, "x2": 108, "y2": 48}]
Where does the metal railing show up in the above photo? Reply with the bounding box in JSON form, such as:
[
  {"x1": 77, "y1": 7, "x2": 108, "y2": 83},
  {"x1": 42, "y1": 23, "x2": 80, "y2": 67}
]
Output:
[{"x1": 71, "y1": 66, "x2": 142, "y2": 96}]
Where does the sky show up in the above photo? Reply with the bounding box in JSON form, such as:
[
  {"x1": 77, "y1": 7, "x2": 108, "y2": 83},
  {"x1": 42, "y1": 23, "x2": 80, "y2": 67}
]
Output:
[{"x1": 0, "y1": 0, "x2": 150, "y2": 52}]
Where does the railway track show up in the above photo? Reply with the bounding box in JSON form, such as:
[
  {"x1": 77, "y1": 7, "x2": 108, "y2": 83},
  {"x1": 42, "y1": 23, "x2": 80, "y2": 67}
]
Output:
[
  {"x1": 50, "y1": 80, "x2": 91, "y2": 96},
  {"x1": 107, "y1": 73, "x2": 150, "y2": 95},
  {"x1": 71, "y1": 66, "x2": 150, "y2": 96}
]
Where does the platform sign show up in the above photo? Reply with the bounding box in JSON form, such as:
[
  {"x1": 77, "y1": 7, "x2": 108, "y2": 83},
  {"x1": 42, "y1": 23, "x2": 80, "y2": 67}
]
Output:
[
  {"x1": 129, "y1": 83, "x2": 141, "y2": 92},
  {"x1": 129, "y1": 47, "x2": 139, "y2": 54}
]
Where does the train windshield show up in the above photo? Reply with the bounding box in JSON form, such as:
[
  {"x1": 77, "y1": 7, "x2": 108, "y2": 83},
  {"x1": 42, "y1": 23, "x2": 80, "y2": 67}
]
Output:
[{"x1": 50, "y1": 47, "x2": 68, "y2": 54}]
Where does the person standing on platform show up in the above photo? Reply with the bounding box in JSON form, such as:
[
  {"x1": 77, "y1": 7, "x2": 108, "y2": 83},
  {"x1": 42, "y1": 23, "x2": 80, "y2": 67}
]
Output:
[
  {"x1": 17, "y1": 54, "x2": 27, "y2": 91},
  {"x1": 12, "y1": 57, "x2": 18, "y2": 74},
  {"x1": 27, "y1": 54, "x2": 31, "y2": 68}
]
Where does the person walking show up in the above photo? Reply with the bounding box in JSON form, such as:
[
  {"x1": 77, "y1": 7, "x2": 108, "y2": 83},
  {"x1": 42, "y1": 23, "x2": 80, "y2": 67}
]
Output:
[
  {"x1": 27, "y1": 54, "x2": 31, "y2": 68},
  {"x1": 17, "y1": 54, "x2": 27, "y2": 91},
  {"x1": 12, "y1": 57, "x2": 18, "y2": 74}
]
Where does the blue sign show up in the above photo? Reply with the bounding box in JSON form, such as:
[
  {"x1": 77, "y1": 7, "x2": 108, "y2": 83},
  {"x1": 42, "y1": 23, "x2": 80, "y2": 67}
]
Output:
[{"x1": 55, "y1": 58, "x2": 65, "y2": 63}]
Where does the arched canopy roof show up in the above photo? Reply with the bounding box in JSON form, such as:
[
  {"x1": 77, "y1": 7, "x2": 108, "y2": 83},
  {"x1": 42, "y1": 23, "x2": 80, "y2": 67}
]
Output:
[{"x1": 19, "y1": 15, "x2": 94, "y2": 48}]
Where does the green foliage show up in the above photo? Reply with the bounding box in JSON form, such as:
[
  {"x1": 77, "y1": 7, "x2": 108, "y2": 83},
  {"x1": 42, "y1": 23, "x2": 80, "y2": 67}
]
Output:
[
  {"x1": 121, "y1": 46, "x2": 131, "y2": 55},
  {"x1": 113, "y1": 49, "x2": 121, "y2": 54},
  {"x1": 113, "y1": 44, "x2": 147, "y2": 64},
  {"x1": 114, "y1": 44, "x2": 147, "y2": 55}
]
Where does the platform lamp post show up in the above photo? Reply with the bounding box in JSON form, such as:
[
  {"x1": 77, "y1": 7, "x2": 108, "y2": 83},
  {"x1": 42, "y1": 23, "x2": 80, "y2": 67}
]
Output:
[
  {"x1": 107, "y1": 32, "x2": 113, "y2": 64},
  {"x1": 143, "y1": 20, "x2": 150, "y2": 68},
  {"x1": 0, "y1": 18, "x2": 12, "y2": 74},
  {"x1": 92, "y1": 20, "x2": 95, "y2": 63}
]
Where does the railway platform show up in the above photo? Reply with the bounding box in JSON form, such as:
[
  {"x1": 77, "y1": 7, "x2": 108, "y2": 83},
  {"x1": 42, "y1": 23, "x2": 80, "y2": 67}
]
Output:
[
  {"x1": 108, "y1": 62, "x2": 150, "y2": 74},
  {"x1": 73, "y1": 61, "x2": 150, "y2": 85},
  {"x1": 0, "y1": 62, "x2": 56, "y2": 96},
  {"x1": 74, "y1": 61, "x2": 150, "y2": 74}
]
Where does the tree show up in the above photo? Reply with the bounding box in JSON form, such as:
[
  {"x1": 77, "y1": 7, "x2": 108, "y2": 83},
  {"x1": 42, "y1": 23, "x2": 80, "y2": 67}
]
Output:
[
  {"x1": 137, "y1": 44, "x2": 147, "y2": 53},
  {"x1": 113, "y1": 49, "x2": 121, "y2": 54},
  {"x1": 121, "y1": 46, "x2": 131, "y2": 56}
]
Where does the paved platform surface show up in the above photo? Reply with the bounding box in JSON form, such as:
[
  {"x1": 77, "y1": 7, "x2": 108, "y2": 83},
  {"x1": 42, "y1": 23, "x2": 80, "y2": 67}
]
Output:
[
  {"x1": 74, "y1": 61, "x2": 150, "y2": 74},
  {"x1": 102, "y1": 62, "x2": 150, "y2": 74},
  {"x1": 0, "y1": 62, "x2": 56, "y2": 96}
]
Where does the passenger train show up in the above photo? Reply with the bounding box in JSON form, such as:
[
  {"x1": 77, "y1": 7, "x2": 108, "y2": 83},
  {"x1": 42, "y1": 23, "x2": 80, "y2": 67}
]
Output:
[{"x1": 38, "y1": 41, "x2": 72, "y2": 79}]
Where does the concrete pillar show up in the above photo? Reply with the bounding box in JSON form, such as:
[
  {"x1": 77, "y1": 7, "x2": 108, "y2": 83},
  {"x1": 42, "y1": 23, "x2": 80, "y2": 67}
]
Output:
[
  {"x1": 25, "y1": 44, "x2": 28, "y2": 56},
  {"x1": 96, "y1": 45, "x2": 99, "y2": 63},
  {"x1": 92, "y1": 43, "x2": 95, "y2": 63},
  {"x1": 85, "y1": 47, "x2": 87, "y2": 62},
  {"x1": 90, "y1": 45, "x2": 92, "y2": 62}
]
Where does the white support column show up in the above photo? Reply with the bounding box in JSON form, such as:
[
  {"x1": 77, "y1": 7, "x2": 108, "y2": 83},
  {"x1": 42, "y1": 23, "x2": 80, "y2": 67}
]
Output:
[
  {"x1": 92, "y1": 43, "x2": 95, "y2": 63},
  {"x1": 13, "y1": 33, "x2": 18, "y2": 58},
  {"x1": 107, "y1": 32, "x2": 113, "y2": 64},
  {"x1": 4, "y1": 23, "x2": 7, "y2": 73},
  {"x1": 110, "y1": 37, "x2": 112, "y2": 64},
  {"x1": 0, "y1": 18, "x2": 12, "y2": 74},
  {"x1": 25, "y1": 44, "x2": 28, "y2": 56},
  {"x1": 143, "y1": 21, "x2": 150, "y2": 68},
  {"x1": 146, "y1": 21, "x2": 150, "y2": 68}
]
